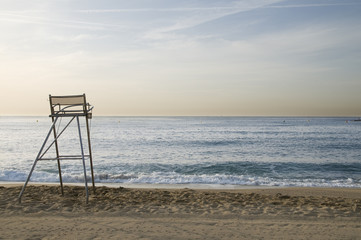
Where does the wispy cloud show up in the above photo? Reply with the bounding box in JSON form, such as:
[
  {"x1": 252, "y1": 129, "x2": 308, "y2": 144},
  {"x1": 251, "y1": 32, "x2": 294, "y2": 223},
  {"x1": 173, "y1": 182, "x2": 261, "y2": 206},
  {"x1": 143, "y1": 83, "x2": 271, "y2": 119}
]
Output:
[
  {"x1": 266, "y1": 2, "x2": 361, "y2": 9},
  {"x1": 0, "y1": 11, "x2": 127, "y2": 31},
  {"x1": 76, "y1": 0, "x2": 282, "y2": 13},
  {"x1": 77, "y1": 7, "x2": 244, "y2": 13},
  {"x1": 0, "y1": 1, "x2": 286, "y2": 36},
  {"x1": 75, "y1": 1, "x2": 282, "y2": 33},
  {"x1": 134, "y1": 1, "x2": 282, "y2": 40}
]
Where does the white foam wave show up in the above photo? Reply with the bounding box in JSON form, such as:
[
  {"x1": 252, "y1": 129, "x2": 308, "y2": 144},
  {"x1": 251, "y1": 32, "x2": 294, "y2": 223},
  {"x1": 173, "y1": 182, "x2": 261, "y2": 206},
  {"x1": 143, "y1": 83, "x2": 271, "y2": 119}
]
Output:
[{"x1": 1, "y1": 170, "x2": 360, "y2": 188}]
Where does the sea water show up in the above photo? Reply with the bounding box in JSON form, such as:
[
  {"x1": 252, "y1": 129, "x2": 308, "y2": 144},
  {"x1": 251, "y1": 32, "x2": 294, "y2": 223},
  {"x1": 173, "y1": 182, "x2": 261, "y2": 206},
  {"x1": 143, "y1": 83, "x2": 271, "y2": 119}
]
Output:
[{"x1": 0, "y1": 116, "x2": 360, "y2": 188}]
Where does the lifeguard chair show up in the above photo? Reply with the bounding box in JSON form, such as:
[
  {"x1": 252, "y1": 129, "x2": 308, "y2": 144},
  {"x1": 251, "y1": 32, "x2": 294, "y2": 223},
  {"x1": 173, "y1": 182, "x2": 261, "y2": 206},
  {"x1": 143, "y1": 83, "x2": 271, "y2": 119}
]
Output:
[{"x1": 18, "y1": 94, "x2": 95, "y2": 203}]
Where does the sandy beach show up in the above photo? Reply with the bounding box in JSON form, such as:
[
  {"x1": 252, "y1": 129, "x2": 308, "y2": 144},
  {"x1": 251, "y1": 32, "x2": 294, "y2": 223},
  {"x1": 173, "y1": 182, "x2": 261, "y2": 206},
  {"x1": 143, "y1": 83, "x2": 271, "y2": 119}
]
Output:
[{"x1": 1, "y1": 184, "x2": 360, "y2": 239}]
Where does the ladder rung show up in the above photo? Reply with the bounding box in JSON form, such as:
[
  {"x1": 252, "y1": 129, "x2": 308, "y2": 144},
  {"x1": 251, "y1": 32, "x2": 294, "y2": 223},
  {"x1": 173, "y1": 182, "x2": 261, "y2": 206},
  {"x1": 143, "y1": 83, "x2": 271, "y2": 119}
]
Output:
[{"x1": 38, "y1": 155, "x2": 90, "y2": 161}]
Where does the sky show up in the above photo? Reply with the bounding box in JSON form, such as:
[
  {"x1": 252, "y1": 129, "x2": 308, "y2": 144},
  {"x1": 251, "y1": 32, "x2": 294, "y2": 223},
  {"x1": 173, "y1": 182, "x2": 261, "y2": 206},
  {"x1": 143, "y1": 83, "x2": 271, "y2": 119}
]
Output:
[{"x1": 0, "y1": 0, "x2": 360, "y2": 116}]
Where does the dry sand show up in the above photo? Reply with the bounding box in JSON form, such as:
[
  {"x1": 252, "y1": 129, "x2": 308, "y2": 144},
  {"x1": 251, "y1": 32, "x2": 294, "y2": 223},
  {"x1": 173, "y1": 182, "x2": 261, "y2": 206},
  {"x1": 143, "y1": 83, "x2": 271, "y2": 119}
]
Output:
[{"x1": 1, "y1": 184, "x2": 360, "y2": 239}]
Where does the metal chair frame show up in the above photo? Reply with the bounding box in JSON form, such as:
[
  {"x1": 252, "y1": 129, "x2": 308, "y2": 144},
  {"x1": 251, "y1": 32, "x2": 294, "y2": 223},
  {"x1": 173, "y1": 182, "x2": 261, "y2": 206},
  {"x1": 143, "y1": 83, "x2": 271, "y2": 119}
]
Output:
[{"x1": 18, "y1": 94, "x2": 95, "y2": 203}]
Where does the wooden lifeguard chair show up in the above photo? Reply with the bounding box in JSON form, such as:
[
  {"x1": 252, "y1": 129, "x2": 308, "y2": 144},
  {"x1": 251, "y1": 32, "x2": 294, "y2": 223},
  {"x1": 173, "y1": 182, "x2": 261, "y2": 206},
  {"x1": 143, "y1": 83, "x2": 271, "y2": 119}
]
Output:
[{"x1": 18, "y1": 94, "x2": 95, "y2": 203}]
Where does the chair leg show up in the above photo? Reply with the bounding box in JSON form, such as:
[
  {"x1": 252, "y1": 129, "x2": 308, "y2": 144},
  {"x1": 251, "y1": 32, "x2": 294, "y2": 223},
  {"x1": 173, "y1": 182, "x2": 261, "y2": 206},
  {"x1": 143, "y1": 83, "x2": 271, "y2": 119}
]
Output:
[
  {"x1": 77, "y1": 116, "x2": 89, "y2": 204},
  {"x1": 86, "y1": 117, "x2": 96, "y2": 194},
  {"x1": 18, "y1": 117, "x2": 59, "y2": 203}
]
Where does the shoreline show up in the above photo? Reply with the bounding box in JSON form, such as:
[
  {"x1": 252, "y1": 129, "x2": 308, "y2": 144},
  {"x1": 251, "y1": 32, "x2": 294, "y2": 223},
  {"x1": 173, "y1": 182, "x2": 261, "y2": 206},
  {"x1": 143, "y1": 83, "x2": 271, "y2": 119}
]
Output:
[
  {"x1": 0, "y1": 181, "x2": 286, "y2": 190},
  {"x1": 3, "y1": 181, "x2": 361, "y2": 200},
  {"x1": 2, "y1": 181, "x2": 361, "y2": 191}
]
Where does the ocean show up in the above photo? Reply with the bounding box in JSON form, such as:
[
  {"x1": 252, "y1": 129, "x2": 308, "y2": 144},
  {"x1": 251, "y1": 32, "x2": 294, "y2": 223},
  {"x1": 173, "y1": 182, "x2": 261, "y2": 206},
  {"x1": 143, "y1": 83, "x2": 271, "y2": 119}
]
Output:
[{"x1": 0, "y1": 116, "x2": 360, "y2": 188}]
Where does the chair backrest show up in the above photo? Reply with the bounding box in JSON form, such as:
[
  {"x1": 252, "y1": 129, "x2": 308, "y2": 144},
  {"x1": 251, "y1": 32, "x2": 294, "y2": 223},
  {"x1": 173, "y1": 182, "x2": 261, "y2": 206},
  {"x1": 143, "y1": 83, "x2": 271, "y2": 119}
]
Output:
[
  {"x1": 49, "y1": 94, "x2": 91, "y2": 117},
  {"x1": 50, "y1": 95, "x2": 86, "y2": 106}
]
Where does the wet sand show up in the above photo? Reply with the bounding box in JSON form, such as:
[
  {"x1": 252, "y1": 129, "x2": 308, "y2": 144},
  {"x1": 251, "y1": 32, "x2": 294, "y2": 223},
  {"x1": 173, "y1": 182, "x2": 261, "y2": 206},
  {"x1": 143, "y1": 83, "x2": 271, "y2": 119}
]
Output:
[{"x1": 1, "y1": 184, "x2": 360, "y2": 239}]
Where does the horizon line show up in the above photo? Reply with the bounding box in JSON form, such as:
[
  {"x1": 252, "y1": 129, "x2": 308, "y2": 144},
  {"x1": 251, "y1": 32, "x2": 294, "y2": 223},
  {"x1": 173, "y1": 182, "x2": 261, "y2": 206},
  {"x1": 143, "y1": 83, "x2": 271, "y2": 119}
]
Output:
[{"x1": 1, "y1": 115, "x2": 359, "y2": 118}]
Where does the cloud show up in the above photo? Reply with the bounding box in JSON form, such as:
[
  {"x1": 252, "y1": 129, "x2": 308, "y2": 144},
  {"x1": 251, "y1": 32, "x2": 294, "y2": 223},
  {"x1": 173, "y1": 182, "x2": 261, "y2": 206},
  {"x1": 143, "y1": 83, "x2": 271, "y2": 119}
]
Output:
[
  {"x1": 0, "y1": 11, "x2": 126, "y2": 31},
  {"x1": 75, "y1": 0, "x2": 284, "y2": 38},
  {"x1": 50, "y1": 34, "x2": 108, "y2": 43},
  {"x1": 77, "y1": 7, "x2": 245, "y2": 13},
  {"x1": 266, "y1": 2, "x2": 361, "y2": 9}
]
